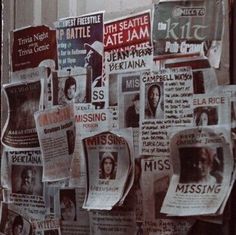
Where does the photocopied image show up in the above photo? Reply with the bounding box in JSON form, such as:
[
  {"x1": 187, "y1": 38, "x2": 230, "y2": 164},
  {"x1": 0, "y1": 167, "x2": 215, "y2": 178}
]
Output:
[
  {"x1": 99, "y1": 152, "x2": 117, "y2": 180},
  {"x1": 194, "y1": 106, "x2": 218, "y2": 126},
  {"x1": 145, "y1": 82, "x2": 164, "y2": 119},
  {"x1": 84, "y1": 40, "x2": 104, "y2": 87},
  {"x1": 179, "y1": 147, "x2": 223, "y2": 184},
  {"x1": 125, "y1": 93, "x2": 140, "y2": 128},
  {"x1": 60, "y1": 188, "x2": 76, "y2": 221},
  {"x1": 52, "y1": 72, "x2": 87, "y2": 105},
  {"x1": 1, "y1": 206, "x2": 31, "y2": 235},
  {"x1": 11, "y1": 165, "x2": 43, "y2": 196}
]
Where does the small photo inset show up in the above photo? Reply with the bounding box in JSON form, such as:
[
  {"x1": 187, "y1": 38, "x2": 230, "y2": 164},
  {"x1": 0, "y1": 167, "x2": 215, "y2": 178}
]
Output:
[
  {"x1": 99, "y1": 152, "x2": 118, "y2": 180},
  {"x1": 60, "y1": 189, "x2": 76, "y2": 221},
  {"x1": 124, "y1": 93, "x2": 140, "y2": 128},
  {"x1": 145, "y1": 82, "x2": 164, "y2": 119},
  {"x1": 194, "y1": 106, "x2": 218, "y2": 126},
  {"x1": 179, "y1": 147, "x2": 223, "y2": 184}
]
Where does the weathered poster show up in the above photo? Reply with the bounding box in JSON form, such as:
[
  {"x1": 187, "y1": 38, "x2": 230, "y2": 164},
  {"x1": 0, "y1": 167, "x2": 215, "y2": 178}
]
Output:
[
  {"x1": 2, "y1": 150, "x2": 46, "y2": 219},
  {"x1": 139, "y1": 67, "x2": 193, "y2": 155},
  {"x1": 32, "y1": 219, "x2": 61, "y2": 235},
  {"x1": 152, "y1": 0, "x2": 223, "y2": 68},
  {"x1": 161, "y1": 127, "x2": 233, "y2": 216},
  {"x1": 55, "y1": 12, "x2": 106, "y2": 107},
  {"x1": 34, "y1": 105, "x2": 75, "y2": 181},
  {"x1": 104, "y1": 10, "x2": 152, "y2": 74},
  {"x1": 10, "y1": 67, "x2": 52, "y2": 109},
  {"x1": 82, "y1": 129, "x2": 134, "y2": 210},
  {"x1": 74, "y1": 105, "x2": 111, "y2": 134},
  {"x1": 54, "y1": 187, "x2": 90, "y2": 235},
  {"x1": 163, "y1": 56, "x2": 218, "y2": 95},
  {"x1": 193, "y1": 94, "x2": 230, "y2": 127},
  {"x1": 118, "y1": 72, "x2": 140, "y2": 128},
  {"x1": 89, "y1": 206, "x2": 136, "y2": 235},
  {"x1": 1, "y1": 80, "x2": 42, "y2": 149},
  {"x1": 141, "y1": 156, "x2": 194, "y2": 234},
  {"x1": 11, "y1": 25, "x2": 57, "y2": 72}
]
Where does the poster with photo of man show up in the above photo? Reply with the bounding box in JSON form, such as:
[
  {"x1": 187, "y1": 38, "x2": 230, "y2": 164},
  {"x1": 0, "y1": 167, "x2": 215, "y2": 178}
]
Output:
[
  {"x1": 55, "y1": 12, "x2": 105, "y2": 108},
  {"x1": 0, "y1": 203, "x2": 32, "y2": 235},
  {"x1": 118, "y1": 72, "x2": 140, "y2": 128},
  {"x1": 145, "y1": 82, "x2": 164, "y2": 120},
  {"x1": 52, "y1": 69, "x2": 87, "y2": 105},
  {"x1": 11, "y1": 165, "x2": 43, "y2": 196},
  {"x1": 3, "y1": 151, "x2": 46, "y2": 219}
]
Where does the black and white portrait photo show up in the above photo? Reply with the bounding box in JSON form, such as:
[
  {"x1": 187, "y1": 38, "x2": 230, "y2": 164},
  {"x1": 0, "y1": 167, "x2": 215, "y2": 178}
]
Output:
[
  {"x1": 11, "y1": 165, "x2": 43, "y2": 196},
  {"x1": 99, "y1": 152, "x2": 117, "y2": 180},
  {"x1": 179, "y1": 147, "x2": 223, "y2": 184},
  {"x1": 145, "y1": 83, "x2": 164, "y2": 119}
]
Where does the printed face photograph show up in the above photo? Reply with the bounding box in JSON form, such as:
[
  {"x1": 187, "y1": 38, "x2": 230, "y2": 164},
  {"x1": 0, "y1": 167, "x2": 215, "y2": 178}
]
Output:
[
  {"x1": 64, "y1": 76, "x2": 77, "y2": 100},
  {"x1": 11, "y1": 165, "x2": 43, "y2": 196},
  {"x1": 60, "y1": 189, "x2": 76, "y2": 221},
  {"x1": 194, "y1": 106, "x2": 218, "y2": 126},
  {"x1": 124, "y1": 93, "x2": 140, "y2": 128},
  {"x1": 179, "y1": 147, "x2": 223, "y2": 184},
  {"x1": 55, "y1": 72, "x2": 87, "y2": 105},
  {"x1": 3, "y1": 210, "x2": 30, "y2": 235},
  {"x1": 84, "y1": 41, "x2": 103, "y2": 86},
  {"x1": 145, "y1": 82, "x2": 164, "y2": 119},
  {"x1": 12, "y1": 215, "x2": 23, "y2": 235},
  {"x1": 99, "y1": 152, "x2": 117, "y2": 180}
]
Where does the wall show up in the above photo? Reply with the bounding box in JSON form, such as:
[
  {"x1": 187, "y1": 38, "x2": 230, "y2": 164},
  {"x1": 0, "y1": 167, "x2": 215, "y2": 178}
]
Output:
[
  {"x1": 0, "y1": 0, "x2": 234, "y2": 233},
  {"x1": 1, "y1": 0, "x2": 156, "y2": 131}
]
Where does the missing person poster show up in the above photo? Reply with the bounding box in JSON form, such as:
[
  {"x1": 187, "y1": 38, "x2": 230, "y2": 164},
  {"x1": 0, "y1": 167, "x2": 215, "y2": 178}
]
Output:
[
  {"x1": 161, "y1": 127, "x2": 234, "y2": 216},
  {"x1": 1, "y1": 80, "x2": 43, "y2": 149},
  {"x1": 140, "y1": 156, "x2": 194, "y2": 234},
  {"x1": 74, "y1": 105, "x2": 111, "y2": 134},
  {"x1": 104, "y1": 10, "x2": 152, "y2": 74},
  {"x1": 139, "y1": 67, "x2": 193, "y2": 155},
  {"x1": 152, "y1": 0, "x2": 224, "y2": 68},
  {"x1": 2, "y1": 150, "x2": 46, "y2": 220},
  {"x1": 118, "y1": 72, "x2": 141, "y2": 129},
  {"x1": 53, "y1": 187, "x2": 90, "y2": 235},
  {"x1": 11, "y1": 25, "x2": 57, "y2": 72},
  {"x1": 34, "y1": 104, "x2": 75, "y2": 181},
  {"x1": 82, "y1": 129, "x2": 134, "y2": 210}
]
